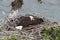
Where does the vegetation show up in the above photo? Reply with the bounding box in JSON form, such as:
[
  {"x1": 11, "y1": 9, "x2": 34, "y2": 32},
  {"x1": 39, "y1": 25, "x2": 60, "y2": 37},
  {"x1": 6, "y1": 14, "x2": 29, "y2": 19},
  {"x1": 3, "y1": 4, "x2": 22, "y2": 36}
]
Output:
[
  {"x1": 0, "y1": 35, "x2": 32, "y2": 40},
  {"x1": 0, "y1": 27, "x2": 2, "y2": 32},
  {"x1": 20, "y1": 37, "x2": 32, "y2": 40},
  {"x1": 0, "y1": 34, "x2": 17, "y2": 40},
  {"x1": 38, "y1": 0, "x2": 42, "y2": 4},
  {"x1": 41, "y1": 26, "x2": 60, "y2": 40}
]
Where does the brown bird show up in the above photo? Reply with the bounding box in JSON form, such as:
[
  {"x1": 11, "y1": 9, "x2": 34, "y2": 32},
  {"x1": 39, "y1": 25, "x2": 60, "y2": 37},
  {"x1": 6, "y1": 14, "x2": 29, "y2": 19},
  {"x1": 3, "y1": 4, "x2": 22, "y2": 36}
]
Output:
[
  {"x1": 11, "y1": 0, "x2": 23, "y2": 11},
  {"x1": 17, "y1": 16, "x2": 44, "y2": 27},
  {"x1": 17, "y1": 16, "x2": 32, "y2": 27}
]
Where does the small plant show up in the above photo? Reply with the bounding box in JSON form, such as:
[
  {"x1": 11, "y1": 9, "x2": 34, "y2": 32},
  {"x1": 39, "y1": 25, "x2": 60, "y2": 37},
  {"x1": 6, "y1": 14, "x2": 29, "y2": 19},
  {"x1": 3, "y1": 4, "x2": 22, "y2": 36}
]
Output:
[
  {"x1": 41, "y1": 26, "x2": 60, "y2": 40},
  {"x1": 0, "y1": 34, "x2": 17, "y2": 40},
  {"x1": 4, "y1": 36, "x2": 10, "y2": 40},
  {"x1": 0, "y1": 27, "x2": 2, "y2": 32},
  {"x1": 38, "y1": 0, "x2": 42, "y2": 4},
  {"x1": 11, "y1": 35, "x2": 17, "y2": 40}
]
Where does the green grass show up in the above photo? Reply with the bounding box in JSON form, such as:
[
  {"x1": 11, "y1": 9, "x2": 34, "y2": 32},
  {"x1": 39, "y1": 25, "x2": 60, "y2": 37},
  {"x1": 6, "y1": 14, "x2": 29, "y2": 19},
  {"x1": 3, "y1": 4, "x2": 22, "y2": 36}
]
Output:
[{"x1": 41, "y1": 26, "x2": 60, "y2": 40}]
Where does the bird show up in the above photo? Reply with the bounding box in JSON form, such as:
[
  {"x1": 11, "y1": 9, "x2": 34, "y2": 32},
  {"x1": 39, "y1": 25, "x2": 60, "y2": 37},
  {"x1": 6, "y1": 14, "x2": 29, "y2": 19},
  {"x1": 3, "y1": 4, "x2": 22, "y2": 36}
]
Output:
[
  {"x1": 11, "y1": 0, "x2": 23, "y2": 11},
  {"x1": 15, "y1": 15, "x2": 44, "y2": 30},
  {"x1": 10, "y1": 0, "x2": 23, "y2": 19},
  {"x1": 3, "y1": 0, "x2": 23, "y2": 21}
]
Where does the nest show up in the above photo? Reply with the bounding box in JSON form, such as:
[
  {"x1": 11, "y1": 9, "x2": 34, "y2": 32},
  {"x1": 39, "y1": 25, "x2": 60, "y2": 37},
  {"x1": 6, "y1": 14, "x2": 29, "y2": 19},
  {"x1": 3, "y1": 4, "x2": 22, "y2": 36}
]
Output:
[{"x1": 1, "y1": 14, "x2": 58, "y2": 40}]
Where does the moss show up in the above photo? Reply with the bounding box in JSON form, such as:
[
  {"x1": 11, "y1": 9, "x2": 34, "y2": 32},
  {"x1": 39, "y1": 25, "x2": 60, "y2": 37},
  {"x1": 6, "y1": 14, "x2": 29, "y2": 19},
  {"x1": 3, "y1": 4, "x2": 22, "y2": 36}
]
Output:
[{"x1": 41, "y1": 26, "x2": 60, "y2": 40}]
